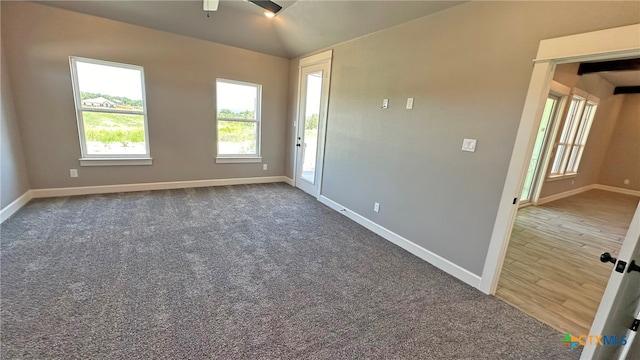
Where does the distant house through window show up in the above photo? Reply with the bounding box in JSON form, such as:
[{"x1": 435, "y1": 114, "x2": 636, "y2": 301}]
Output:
[
  {"x1": 215, "y1": 79, "x2": 262, "y2": 163},
  {"x1": 69, "y1": 57, "x2": 151, "y2": 162}
]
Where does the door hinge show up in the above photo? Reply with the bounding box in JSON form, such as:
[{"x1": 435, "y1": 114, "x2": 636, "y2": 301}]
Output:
[{"x1": 632, "y1": 318, "x2": 639, "y2": 332}]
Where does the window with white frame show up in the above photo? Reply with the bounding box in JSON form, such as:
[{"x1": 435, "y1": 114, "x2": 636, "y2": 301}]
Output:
[
  {"x1": 70, "y1": 57, "x2": 150, "y2": 162},
  {"x1": 216, "y1": 79, "x2": 262, "y2": 162},
  {"x1": 549, "y1": 91, "x2": 598, "y2": 177}
]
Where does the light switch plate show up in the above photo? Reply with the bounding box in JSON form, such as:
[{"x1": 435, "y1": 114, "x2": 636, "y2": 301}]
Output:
[
  {"x1": 406, "y1": 97, "x2": 414, "y2": 110},
  {"x1": 382, "y1": 98, "x2": 389, "y2": 109},
  {"x1": 462, "y1": 139, "x2": 477, "y2": 152}
]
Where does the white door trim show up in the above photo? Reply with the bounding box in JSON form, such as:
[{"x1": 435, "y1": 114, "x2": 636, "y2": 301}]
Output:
[
  {"x1": 479, "y1": 24, "x2": 640, "y2": 295},
  {"x1": 294, "y1": 50, "x2": 333, "y2": 198},
  {"x1": 299, "y1": 50, "x2": 333, "y2": 67}
]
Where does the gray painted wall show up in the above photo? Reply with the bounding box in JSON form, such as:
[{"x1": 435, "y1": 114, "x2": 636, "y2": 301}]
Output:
[
  {"x1": 540, "y1": 63, "x2": 625, "y2": 198},
  {"x1": 1, "y1": 2, "x2": 289, "y2": 189},
  {"x1": 1, "y1": 43, "x2": 31, "y2": 208},
  {"x1": 287, "y1": 1, "x2": 640, "y2": 275},
  {"x1": 599, "y1": 94, "x2": 640, "y2": 191}
]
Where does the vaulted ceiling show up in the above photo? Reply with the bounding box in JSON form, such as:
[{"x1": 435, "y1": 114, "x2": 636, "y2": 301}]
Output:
[{"x1": 38, "y1": 0, "x2": 465, "y2": 58}]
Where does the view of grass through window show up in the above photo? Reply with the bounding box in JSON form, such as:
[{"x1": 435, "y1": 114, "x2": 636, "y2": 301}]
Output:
[
  {"x1": 82, "y1": 111, "x2": 145, "y2": 152},
  {"x1": 218, "y1": 113, "x2": 257, "y2": 155}
]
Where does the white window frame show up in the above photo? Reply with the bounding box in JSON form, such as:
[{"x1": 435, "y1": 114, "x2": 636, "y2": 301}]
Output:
[
  {"x1": 69, "y1": 57, "x2": 151, "y2": 166},
  {"x1": 215, "y1": 78, "x2": 262, "y2": 163},
  {"x1": 548, "y1": 88, "x2": 598, "y2": 178}
]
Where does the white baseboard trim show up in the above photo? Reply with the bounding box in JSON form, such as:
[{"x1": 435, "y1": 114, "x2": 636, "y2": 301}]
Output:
[
  {"x1": 593, "y1": 184, "x2": 640, "y2": 197},
  {"x1": 536, "y1": 185, "x2": 595, "y2": 205},
  {"x1": 282, "y1": 177, "x2": 295, "y2": 186},
  {"x1": 536, "y1": 184, "x2": 640, "y2": 205},
  {"x1": 1, "y1": 190, "x2": 33, "y2": 223},
  {"x1": 31, "y1": 176, "x2": 290, "y2": 198},
  {"x1": 318, "y1": 195, "x2": 482, "y2": 290}
]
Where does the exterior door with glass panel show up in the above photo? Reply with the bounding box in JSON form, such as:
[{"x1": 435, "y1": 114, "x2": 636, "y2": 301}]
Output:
[{"x1": 295, "y1": 62, "x2": 329, "y2": 197}]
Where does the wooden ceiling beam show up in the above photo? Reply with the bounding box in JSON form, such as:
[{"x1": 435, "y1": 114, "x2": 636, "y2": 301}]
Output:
[
  {"x1": 578, "y1": 58, "x2": 640, "y2": 75},
  {"x1": 613, "y1": 86, "x2": 640, "y2": 95}
]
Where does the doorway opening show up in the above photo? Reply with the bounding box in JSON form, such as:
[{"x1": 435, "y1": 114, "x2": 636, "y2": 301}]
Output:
[
  {"x1": 481, "y1": 24, "x2": 640, "y2": 294},
  {"x1": 496, "y1": 60, "x2": 640, "y2": 335},
  {"x1": 479, "y1": 24, "x2": 640, "y2": 357}
]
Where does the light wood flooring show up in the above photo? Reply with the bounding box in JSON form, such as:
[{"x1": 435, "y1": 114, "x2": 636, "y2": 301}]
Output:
[{"x1": 496, "y1": 189, "x2": 639, "y2": 336}]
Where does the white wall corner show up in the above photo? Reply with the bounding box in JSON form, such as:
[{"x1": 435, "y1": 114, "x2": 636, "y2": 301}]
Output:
[
  {"x1": 318, "y1": 195, "x2": 482, "y2": 290},
  {"x1": 536, "y1": 184, "x2": 596, "y2": 205},
  {"x1": 1, "y1": 190, "x2": 33, "y2": 223},
  {"x1": 593, "y1": 184, "x2": 640, "y2": 197},
  {"x1": 282, "y1": 177, "x2": 295, "y2": 186}
]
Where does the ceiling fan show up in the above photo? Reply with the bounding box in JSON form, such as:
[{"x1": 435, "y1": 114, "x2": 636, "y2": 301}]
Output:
[{"x1": 204, "y1": 0, "x2": 283, "y2": 16}]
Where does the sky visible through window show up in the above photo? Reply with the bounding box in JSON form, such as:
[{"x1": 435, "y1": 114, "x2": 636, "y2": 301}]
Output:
[
  {"x1": 217, "y1": 81, "x2": 256, "y2": 114},
  {"x1": 76, "y1": 61, "x2": 142, "y2": 100}
]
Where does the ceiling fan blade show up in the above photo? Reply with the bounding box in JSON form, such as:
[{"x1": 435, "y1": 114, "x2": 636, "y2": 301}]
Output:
[
  {"x1": 248, "y1": 0, "x2": 282, "y2": 14},
  {"x1": 203, "y1": 0, "x2": 219, "y2": 12}
]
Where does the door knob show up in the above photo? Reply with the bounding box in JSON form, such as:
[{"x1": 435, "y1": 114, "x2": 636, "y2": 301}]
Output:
[
  {"x1": 600, "y1": 252, "x2": 617, "y2": 264},
  {"x1": 628, "y1": 260, "x2": 640, "y2": 273}
]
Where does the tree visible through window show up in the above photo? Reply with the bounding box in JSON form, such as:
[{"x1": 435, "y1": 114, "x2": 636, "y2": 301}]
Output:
[
  {"x1": 216, "y1": 79, "x2": 261, "y2": 158},
  {"x1": 70, "y1": 57, "x2": 150, "y2": 158}
]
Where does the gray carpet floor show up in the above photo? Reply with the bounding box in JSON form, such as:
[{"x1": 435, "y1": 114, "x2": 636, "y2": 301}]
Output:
[{"x1": 1, "y1": 183, "x2": 581, "y2": 359}]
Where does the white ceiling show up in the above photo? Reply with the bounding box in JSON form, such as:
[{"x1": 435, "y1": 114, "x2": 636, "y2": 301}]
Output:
[{"x1": 39, "y1": 0, "x2": 465, "y2": 59}]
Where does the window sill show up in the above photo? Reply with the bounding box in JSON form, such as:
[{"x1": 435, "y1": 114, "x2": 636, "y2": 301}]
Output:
[
  {"x1": 546, "y1": 173, "x2": 577, "y2": 182},
  {"x1": 215, "y1": 157, "x2": 262, "y2": 164},
  {"x1": 80, "y1": 158, "x2": 153, "y2": 167}
]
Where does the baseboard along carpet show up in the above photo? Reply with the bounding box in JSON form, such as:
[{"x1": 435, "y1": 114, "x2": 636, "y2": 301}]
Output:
[{"x1": 1, "y1": 183, "x2": 580, "y2": 359}]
